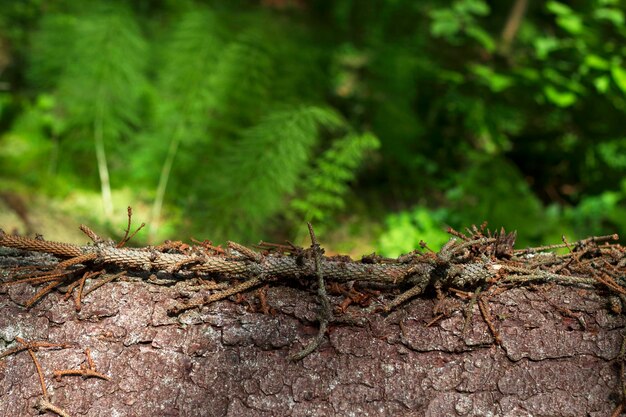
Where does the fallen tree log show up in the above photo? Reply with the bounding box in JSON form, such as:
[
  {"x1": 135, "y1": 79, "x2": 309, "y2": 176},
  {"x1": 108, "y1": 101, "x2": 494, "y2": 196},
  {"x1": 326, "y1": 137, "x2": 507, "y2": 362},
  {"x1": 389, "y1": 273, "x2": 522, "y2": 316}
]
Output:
[{"x1": 0, "y1": 223, "x2": 625, "y2": 416}]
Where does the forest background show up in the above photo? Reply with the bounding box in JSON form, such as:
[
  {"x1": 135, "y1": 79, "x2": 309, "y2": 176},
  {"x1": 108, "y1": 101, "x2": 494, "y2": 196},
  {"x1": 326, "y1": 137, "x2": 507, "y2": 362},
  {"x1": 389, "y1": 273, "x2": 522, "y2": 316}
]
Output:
[{"x1": 0, "y1": 0, "x2": 625, "y2": 257}]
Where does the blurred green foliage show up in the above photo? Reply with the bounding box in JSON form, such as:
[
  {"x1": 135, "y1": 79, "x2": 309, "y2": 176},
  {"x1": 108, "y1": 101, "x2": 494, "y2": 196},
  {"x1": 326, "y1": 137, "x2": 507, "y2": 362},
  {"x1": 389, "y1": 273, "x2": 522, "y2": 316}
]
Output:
[{"x1": 1, "y1": 0, "x2": 626, "y2": 255}]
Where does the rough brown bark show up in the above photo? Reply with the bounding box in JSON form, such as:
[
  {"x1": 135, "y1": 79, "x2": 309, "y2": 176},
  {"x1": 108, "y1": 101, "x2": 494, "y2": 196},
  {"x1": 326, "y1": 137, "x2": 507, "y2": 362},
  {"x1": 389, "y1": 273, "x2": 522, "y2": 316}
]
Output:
[{"x1": 0, "y1": 248, "x2": 623, "y2": 417}]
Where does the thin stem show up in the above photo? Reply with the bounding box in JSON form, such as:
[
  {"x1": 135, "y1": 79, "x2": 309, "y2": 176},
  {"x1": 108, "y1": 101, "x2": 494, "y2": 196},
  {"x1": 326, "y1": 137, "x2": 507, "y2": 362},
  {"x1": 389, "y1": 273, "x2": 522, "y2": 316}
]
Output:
[
  {"x1": 94, "y1": 108, "x2": 113, "y2": 219},
  {"x1": 290, "y1": 223, "x2": 332, "y2": 361},
  {"x1": 499, "y1": 0, "x2": 528, "y2": 55},
  {"x1": 149, "y1": 124, "x2": 183, "y2": 243}
]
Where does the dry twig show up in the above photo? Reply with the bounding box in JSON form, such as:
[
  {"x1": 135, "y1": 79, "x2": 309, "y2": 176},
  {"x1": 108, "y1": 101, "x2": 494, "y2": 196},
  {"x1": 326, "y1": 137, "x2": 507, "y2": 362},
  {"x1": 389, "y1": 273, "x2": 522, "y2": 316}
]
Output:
[{"x1": 290, "y1": 223, "x2": 332, "y2": 361}]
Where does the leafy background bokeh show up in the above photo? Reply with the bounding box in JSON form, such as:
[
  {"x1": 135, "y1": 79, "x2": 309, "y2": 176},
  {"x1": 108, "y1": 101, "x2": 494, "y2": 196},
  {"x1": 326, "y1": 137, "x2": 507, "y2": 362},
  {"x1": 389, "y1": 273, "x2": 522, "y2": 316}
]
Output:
[{"x1": 1, "y1": 0, "x2": 626, "y2": 257}]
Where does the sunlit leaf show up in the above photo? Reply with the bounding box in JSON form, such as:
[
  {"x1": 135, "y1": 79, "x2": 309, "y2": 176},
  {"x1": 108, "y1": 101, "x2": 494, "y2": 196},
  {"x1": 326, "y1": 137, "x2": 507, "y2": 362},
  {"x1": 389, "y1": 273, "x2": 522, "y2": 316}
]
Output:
[
  {"x1": 593, "y1": 8, "x2": 624, "y2": 26},
  {"x1": 546, "y1": 1, "x2": 574, "y2": 15},
  {"x1": 611, "y1": 64, "x2": 626, "y2": 94},
  {"x1": 533, "y1": 37, "x2": 560, "y2": 60},
  {"x1": 594, "y1": 75, "x2": 610, "y2": 93},
  {"x1": 584, "y1": 54, "x2": 610, "y2": 70},
  {"x1": 378, "y1": 207, "x2": 450, "y2": 257},
  {"x1": 469, "y1": 64, "x2": 513, "y2": 92},
  {"x1": 454, "y1": 0, "x2": 490, "y2": 16},
  {"x1": 556, "y1": 14, "x2": 584, "y2": 35},
  {"x1": 466, "y1": 26, "x2": 495, "y2": 52},
  {"x1": 544, "y1": 85, "x2": 577, "y2": 107},
  {"x1": 429, "y1": 10, "x2": 461, "y2": 38}
]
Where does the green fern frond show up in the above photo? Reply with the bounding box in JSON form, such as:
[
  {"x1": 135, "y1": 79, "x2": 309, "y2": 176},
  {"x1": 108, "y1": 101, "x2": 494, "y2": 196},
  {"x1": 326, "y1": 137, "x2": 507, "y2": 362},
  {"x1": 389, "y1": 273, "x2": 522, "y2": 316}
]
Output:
[
  {"x1": 290, "y1": 132, "x2": 380, "y2": 224},
  {"x1": 27, "y1": 14, "x2": 79, "y2": 90},
  {"x1": 29, "y1": 4, "x2": 147, "y2": 144},
  {"x1": 144, "y1": 12, "x2": 318, "y2": 239},
  {"x1": 138, "y1": 9, "x2": 226, "y2": 238},
  {"x1": 156, "y1": 8, "x2": 225, "y2": 125},
  {"x1": 29, "y1": 4, "x2": 147, "y2": 217},
  {"x1": 206, "y1": 28, "x2": 275, "y2": 135},
  {"x1": 59, "y1": 9, "x2": 146, "y2": 131},
  {"x1": 203, "y1": 105, "x2": 346, "y2": 242}
]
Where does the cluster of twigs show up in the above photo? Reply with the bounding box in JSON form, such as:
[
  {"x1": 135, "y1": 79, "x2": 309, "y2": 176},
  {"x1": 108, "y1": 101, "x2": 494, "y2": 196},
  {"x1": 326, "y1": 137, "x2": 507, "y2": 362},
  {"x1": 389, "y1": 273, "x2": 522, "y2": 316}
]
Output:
[
  {"x1": 2, "y1": 210, "x2": 626, "y2": 414},
  {"x1": 0, "y1": 338, "x2": 108, "y2": 417},
  {"x1": 0, "y1": 213, "x2": 624, "y2": 318},
  {"x1": 1, "y1": 213, "x2": 625, "y2": 345}
]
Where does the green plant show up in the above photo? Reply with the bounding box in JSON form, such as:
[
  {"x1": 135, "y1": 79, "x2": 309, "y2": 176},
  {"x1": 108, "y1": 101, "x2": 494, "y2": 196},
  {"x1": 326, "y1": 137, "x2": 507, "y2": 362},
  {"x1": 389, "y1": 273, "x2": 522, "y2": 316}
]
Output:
[
  {"x1": 290, "y1": 132, "x2": 380, "y2": 226},
  {"x1": 134, "y1": 8, "x2": 226, "y2": 240},
  {"x1": 28, "y1": 3, "x2": 147, "y2": 219},
  {"x1": 202, "y1": 105, "x2": 345, "y2": 242},
  {"x1": 378, "y1": 207, "x2": 450, "y2": 257}
]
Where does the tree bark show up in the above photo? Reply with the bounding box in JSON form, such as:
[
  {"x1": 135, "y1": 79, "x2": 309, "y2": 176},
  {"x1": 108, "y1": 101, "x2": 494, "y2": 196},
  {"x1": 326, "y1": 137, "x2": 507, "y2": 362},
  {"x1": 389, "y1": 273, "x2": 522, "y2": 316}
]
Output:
[{"x1": 0, "y1": 248, "x2": 623, "y2": 416}]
